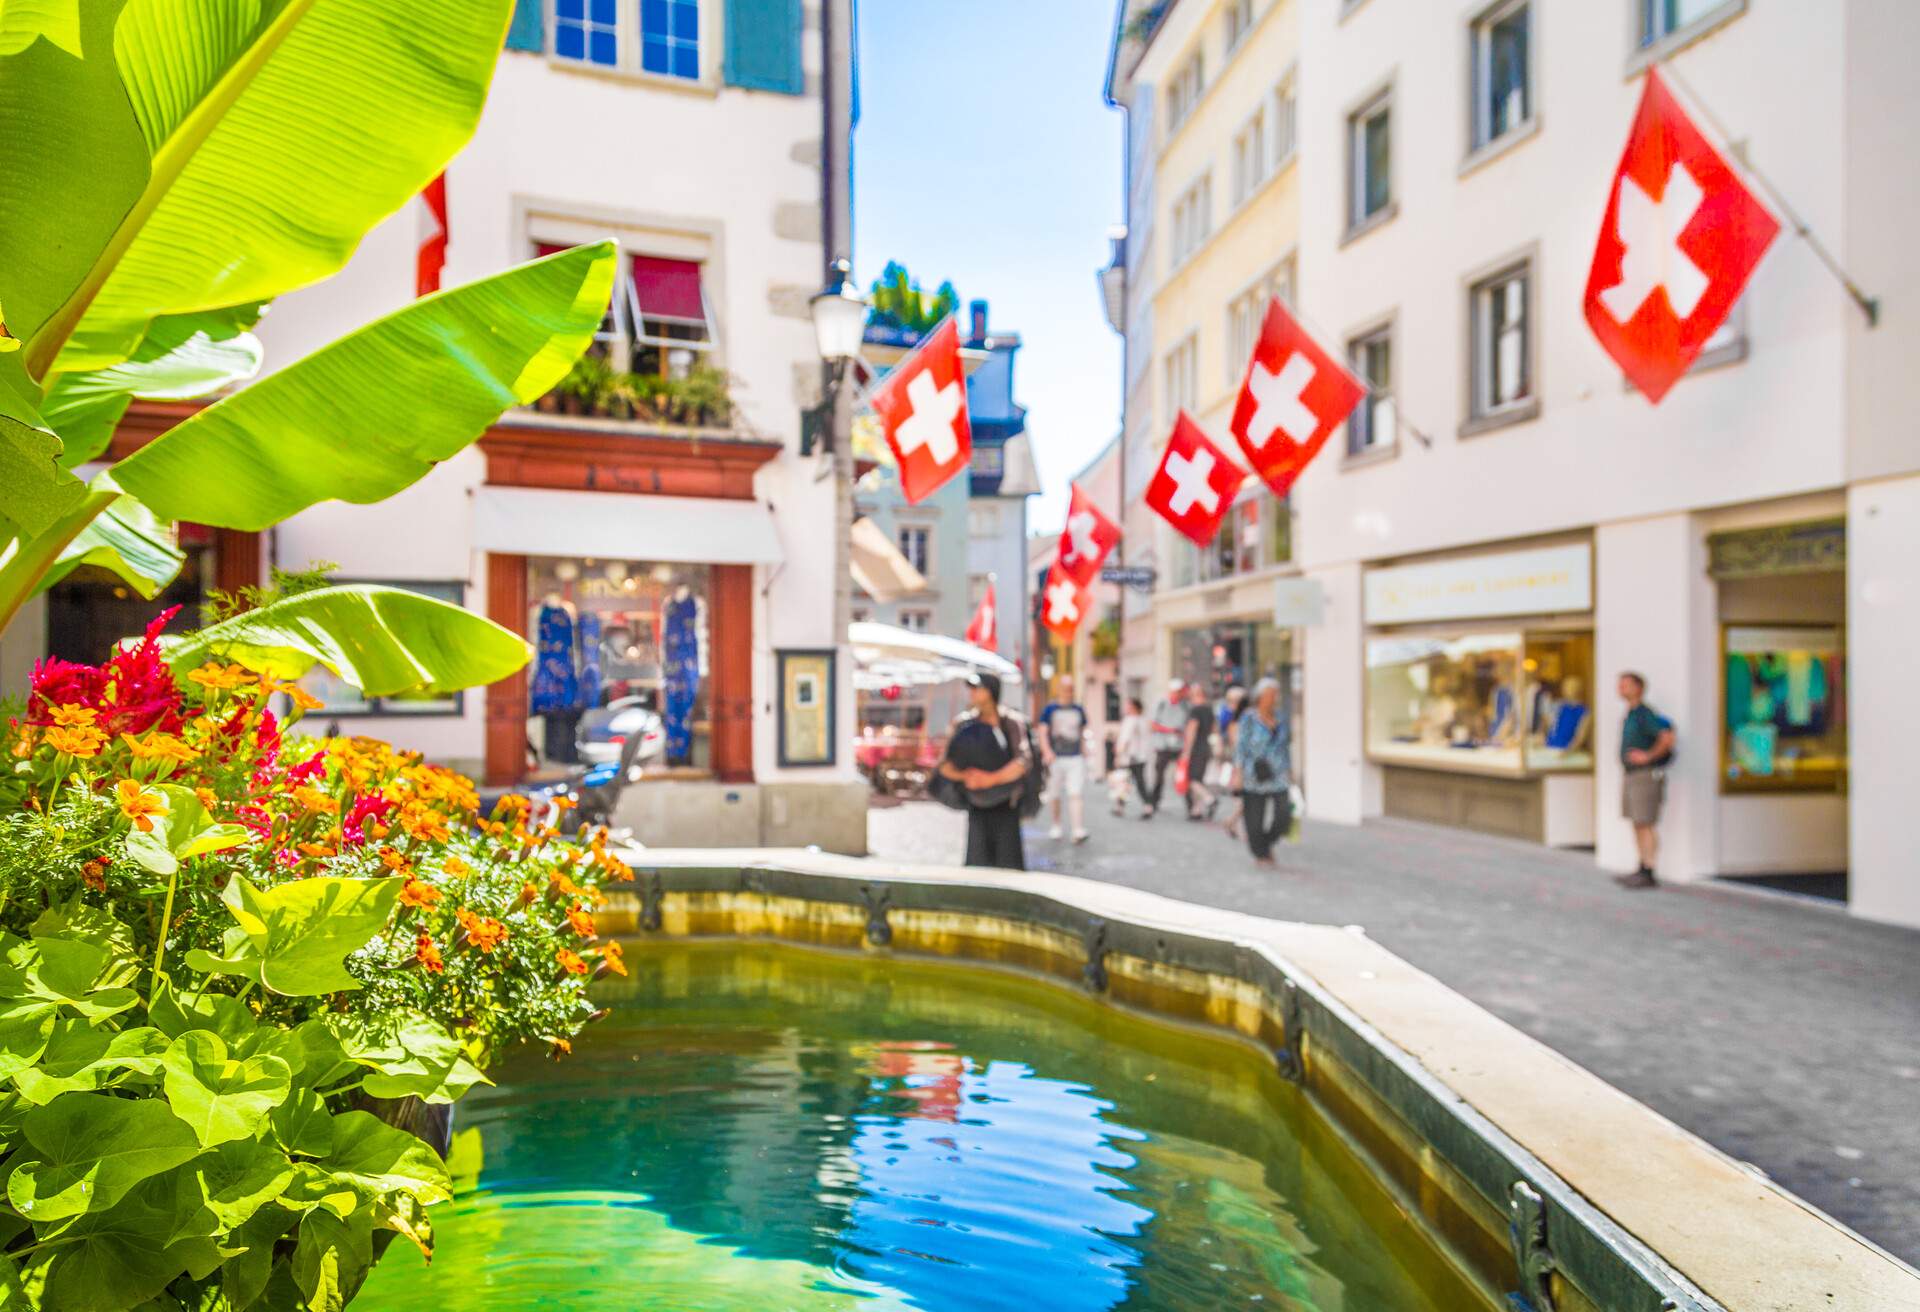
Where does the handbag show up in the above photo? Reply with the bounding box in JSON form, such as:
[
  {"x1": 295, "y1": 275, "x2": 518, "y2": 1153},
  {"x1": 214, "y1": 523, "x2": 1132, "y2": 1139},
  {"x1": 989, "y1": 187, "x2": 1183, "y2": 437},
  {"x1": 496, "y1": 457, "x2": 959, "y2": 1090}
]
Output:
[
  {"x1": 1252, "y1": 758, "x2": 1276, "y2": 786},
  {"x1": 1173, "y1": 756, "x2": 1190, "y2": 796}
]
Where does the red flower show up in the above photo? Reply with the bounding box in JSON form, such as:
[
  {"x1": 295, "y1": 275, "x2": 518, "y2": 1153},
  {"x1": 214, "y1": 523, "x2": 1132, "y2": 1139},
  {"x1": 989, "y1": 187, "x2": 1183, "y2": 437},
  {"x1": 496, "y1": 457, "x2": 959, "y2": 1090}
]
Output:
[
  {"x1": 28, "y1": 608, "x2": 187, "y2": 738},
  {"x1": 341, "y1": 793, "x2": 396, "y2": 848}
]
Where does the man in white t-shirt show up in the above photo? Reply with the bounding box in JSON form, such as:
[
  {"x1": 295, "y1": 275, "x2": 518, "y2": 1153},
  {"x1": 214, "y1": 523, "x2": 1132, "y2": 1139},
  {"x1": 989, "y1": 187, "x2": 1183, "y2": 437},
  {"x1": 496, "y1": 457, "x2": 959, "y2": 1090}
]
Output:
[{"x1": 1038, "y1": 675, "x2": 1091, "y2": 844}]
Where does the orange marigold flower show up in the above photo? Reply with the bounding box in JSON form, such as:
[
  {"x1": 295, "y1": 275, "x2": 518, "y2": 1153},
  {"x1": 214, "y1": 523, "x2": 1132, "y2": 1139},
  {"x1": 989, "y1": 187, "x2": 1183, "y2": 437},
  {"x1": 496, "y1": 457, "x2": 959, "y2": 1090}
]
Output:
[
  {"x1": 12, "y1": 730, "x2": 36, "y2": 758},
  {"x1": 194, "y1": 787, "x2": 219, "y2": 810},
  {"x1": 549, "y1": 869, "x2": 588, "y2": 901},
  {"x1": 46, "y1": 704, "x2": 99, "y2": 727},
  {"x1": 556, "y1": 948, "x2": 589, "y2": 976},
  {"x1": 122, "y1": 732, "x2": 197, "y2": 764},
  {"x1": 398, "y1": 878, "x2": 442, "y2": 910},
  {"x1": 298, "y1": 842, "x2": 336, "y2": 859},
  {"x1": 566, "y1": 903, "x2": 597, "y2": 939},
  {"x1": 599, "y1": 940, "x2": 628, "y2": 977},
  {"x1": 443, "y1": 856, "x2": 469, "y2": 876},
  {"x1": 414, "y1": 933, "x2": 445, "y2": 973},
  {"x1": 518, "y1": 882, "x2": 539, "y2": 908},
  {"x1": 44, "y1": 725, "x2": 106, "y2": 758},
  {"x1": 456, "y1": 908, "x2": 509, "y2": 953},
  {"x1": 293, "y1": 786, "x2": 340, "y2": 816},
  {"x1": 114, "y1": 780, "x2": 168, "y2": 833},
  {"x1": 81, "y1": 857, "x2": 110, "y2": 893},
  {"x1": 186, "y1": 663, "x2": 253, "y2": 692},
  {"x1": 286, "y1": 686, "x2": 325, "y2": 712},
  {"x1": 379, "y1": 846, "x2": 412, "y2": 875},
  {"x1": 401, "y1": 807, "x2": 450, "y2": 844}
]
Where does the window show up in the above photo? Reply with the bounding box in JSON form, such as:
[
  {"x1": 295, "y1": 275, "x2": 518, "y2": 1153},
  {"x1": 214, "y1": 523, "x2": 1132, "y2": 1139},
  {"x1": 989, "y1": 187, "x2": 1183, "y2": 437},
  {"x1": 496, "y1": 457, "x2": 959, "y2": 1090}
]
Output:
[
  {"x1": 1348, "y1": 325, "x2": 1394, "y2": 454},
  {"x1": 898, "y1": 609, "x2": 932, "y2": 633},
  {"x1": 1224, "y1": 0, "x2": 1255, "y2": 53},
  {"x1": 1471, "y1": 0, "x2": 1531, "y2": 150},
  {"x1": 968, "y1": 503, "x2": 1001, "y2": 538},
  {"x1": 541, "y1": 246, "x2": 717, "y2": 381},
  {"x1": 1170, "y1": 174, "x2": 1213, "y2": 265},
  {"x1": 1640, "y1": 0, "x2": 1734, "y2": 47},
  {"x1": 1348, "y1": 89, "x2": 1393, "y2": 230},
  {"x1": 641, "y1": 0, "x2": 700, "y2": 79},
  {"x1": 1272, "y1": 73, "x2": 1298, "y2": 169},
  {"x1": 1226, "y1": 259, "x2": 1295, "y2": 385},
  {"x1": 1165, "y1": 52, "x2": 1205, "y2": 135},
  {"x1": 1722, "y1": 625, "x2": 1846, "y2": 793},
  {"x1": 970, "y1": 445, "x2": 1004, "y2": 479},
  {"x1": 1163, "y1": 335, "x2": 1199, "y2": 421},
  {"x1": 1470, "y1": 261, "x2": 1532, "y2": 419},
  {"x1": 552, "y1": 0, "x2": 702, "y2": 81},
  {"x1": 1366, "y1": 630, "x2": 1596, "y2": 775},
  {"x1": 851, "y1": 608, "x2": 870, "y2": 624},
  {"x1": 897, "y1": 525, "x2": 931, "y2": 576},
  {"x1": 1231, "y1": 109, "x2": 1269, "y2": 208}
]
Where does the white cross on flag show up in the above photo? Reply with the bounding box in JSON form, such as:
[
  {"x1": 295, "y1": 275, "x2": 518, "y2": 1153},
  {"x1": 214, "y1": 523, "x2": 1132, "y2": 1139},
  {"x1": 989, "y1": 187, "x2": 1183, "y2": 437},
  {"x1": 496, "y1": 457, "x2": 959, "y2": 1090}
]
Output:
[
  {"x1": 1040, "y1": 563, "x2": 1092, "y2": 641},
  {"x1": 1054, "y1": 483, "x2": 1121, "y2": 587},
  {"x1": 1144, "y1": 412, "x2": 1247, "y2": 547},
  {"x1": 871, "y1": 316, "x2": 973, "y2": 504},
  {"x1": 1229, "y1": 297, "x2": 1366, "y2": 498},
  {"x1": 965, "y1": 579, "x2": 997, "y2": 652},
  {"x1": 1584, "y1": 68, "x2": 1778, "y2": 403}
]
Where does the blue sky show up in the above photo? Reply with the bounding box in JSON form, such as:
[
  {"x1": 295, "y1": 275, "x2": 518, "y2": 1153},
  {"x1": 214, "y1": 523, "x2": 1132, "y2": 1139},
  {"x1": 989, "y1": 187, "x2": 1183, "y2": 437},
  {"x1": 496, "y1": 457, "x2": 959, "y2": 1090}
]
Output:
[{"x1": 854, "y1": 0, "x2": 1123, "y2": 534}]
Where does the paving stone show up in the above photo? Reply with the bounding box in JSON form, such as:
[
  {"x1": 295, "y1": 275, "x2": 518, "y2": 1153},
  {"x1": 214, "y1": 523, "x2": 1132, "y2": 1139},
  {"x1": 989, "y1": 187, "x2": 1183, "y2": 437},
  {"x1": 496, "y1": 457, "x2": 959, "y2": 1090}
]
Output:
[{"x1": 867, "y1": 797, "x2": 1920, "y2": 1264}]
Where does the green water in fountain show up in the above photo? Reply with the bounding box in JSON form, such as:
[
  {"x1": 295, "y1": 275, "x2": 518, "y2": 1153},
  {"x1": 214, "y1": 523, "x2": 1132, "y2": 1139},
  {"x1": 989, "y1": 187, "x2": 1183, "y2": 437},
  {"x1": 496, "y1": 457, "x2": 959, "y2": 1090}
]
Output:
[{"x1": 356, "y1": 941, "x2": 1487, "y2": 1310}]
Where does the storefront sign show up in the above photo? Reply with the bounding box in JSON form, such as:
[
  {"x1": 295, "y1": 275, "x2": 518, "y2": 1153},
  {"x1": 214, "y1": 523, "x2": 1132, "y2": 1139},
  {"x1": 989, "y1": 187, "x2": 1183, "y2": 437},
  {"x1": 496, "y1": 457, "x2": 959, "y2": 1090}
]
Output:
[
  {"x1": 777, "y1": 649, "x2": 836, "y2": 768},
  {"x1": 1100, "y1": 565, "x2": 1157, "y2": 591},
  {"x1": 1364, "y1": 543, "x2": 1591, "y2": 625},
  {"x1": 1272, "y1": 578, "x2": 1327, "y2": 628},
  {"x1": 1707, "y1": 518, "x2": 1845, "y2": 579}
]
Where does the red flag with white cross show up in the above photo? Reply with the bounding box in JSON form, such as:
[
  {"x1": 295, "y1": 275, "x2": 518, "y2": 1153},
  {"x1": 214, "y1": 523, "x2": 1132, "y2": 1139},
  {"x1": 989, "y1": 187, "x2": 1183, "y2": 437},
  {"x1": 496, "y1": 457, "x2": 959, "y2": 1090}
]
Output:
[
  {"x1": 416, "y1": 173, "x2": 448, "y2": 297},
  {"x1": 1229, "y1": 297, "x2": 1366, "y2": 497},
  {"x1": 871, "y1": 317, "x2": 973, "y2": 504},
  {"x1": 964, "y1": 579, "x2": 997, "y2": 651},
  {"x1": 1054, "y1": 483, "x2": 1121, "y2": 587},
  {"x1": 1040, "y1": 563, "x2": 1092, "y2": 641},
  {"x1": 1144, "y1": 412, "x2": 1246, "y2": 547},
  {"x1": 1584, "y1": 68, "x2": 1779, "y2": 404}
]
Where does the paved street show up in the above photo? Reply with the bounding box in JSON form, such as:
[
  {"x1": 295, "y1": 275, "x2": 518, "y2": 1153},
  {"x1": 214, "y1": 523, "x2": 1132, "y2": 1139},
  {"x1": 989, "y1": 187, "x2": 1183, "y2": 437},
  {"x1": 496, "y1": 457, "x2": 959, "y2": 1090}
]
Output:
[{"x1": 867, "y1": 797, "x2": 1920, "y2": 1265}]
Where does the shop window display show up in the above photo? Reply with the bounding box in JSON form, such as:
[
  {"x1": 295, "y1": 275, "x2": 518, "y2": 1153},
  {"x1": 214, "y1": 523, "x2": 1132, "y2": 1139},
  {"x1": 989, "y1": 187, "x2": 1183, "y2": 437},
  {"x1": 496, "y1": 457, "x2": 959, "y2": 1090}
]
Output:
[
  {"x1": 1722, "y1": 625, "x2": 1845, "y2": 791},
  {"x1": 527, "y1": 557, "x2": 710, "y2": 778},
  {"x1": 1366, "y1": 630, "x2": 1594, "y2": 775},
  {"x1": 1172, "y1": 621, "x2": 1289, "y2": 699}
]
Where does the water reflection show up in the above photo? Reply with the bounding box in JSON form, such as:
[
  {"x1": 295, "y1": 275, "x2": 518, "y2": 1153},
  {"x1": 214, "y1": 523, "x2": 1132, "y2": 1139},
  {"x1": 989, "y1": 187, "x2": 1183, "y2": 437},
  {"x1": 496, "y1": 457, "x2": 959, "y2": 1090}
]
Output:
[{"x1": 357, "y1": 942, "x2": 1485, "y2": 1311}]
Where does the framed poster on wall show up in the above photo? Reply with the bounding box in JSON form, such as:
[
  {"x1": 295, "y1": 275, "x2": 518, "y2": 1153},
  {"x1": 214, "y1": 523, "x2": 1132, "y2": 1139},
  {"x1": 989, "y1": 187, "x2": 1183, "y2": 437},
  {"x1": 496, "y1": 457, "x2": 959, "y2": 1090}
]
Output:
[{"x1": 777, "y1": 649, "x2": 836, "y2": 768}]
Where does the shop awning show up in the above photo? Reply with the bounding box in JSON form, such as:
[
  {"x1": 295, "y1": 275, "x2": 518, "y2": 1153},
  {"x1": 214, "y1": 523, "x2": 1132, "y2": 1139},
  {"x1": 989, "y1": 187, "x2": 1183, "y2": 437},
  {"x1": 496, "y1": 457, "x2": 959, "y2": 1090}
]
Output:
[
  {"x1": 473, "y1": 487, "x2": 783, "y2": 566},
  {"x1": 849, "y1": 621, "x2": 1021, "y2": 691},
  {"x1": 631, "y1": 255, "x2": 706, "y2": 322},
  {"x1": 849, "y1": 517, "x2": 926, "y2": 602}
]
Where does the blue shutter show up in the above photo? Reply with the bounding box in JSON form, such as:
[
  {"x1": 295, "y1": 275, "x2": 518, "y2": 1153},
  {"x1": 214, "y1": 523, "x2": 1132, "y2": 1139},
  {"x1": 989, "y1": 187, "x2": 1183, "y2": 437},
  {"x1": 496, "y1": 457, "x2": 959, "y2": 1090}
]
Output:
[
  {"x1": 505, "y1": 0, "x2": 544, "y2": 52},
  {"x1": 724, "y1": 0, "x2": 803, "y2": 95}
]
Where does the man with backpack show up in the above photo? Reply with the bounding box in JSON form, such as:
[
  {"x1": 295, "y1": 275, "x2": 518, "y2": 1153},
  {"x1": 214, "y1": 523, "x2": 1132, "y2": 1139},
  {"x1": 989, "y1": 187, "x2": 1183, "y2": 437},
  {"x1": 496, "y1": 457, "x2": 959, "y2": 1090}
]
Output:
[{"x1": 1615, "y1": 671, "x2": 1675, "y2": 890}]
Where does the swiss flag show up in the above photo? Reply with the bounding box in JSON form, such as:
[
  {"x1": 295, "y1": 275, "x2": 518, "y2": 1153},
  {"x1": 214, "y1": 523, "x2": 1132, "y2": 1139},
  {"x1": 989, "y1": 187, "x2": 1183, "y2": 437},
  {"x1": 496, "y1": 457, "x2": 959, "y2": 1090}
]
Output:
[
  {"x1": 964, "y1": 580, "x2": 997, "y2": 651},
  {"x1": 416, "y1": 173, "x2": 449, "y2": 297},
  {"x1": 1584, "y1": 69, "x2": 1779, "y2": 403},
  {"x1": 1144, "y1": 413, "x2": 1246, "y2": 547},
  {"x1": 1055, "y1": 483, "x2": 1121, "y2": 587},
  {"x1": 871, "y1": 317, "x2": 972, "y2": 505},
  {"x1": 1039, "y1": 564, "x2": 1092, "y2": 641},
  {"x1": 1230, "y1": 298, "x2": 1366, "y2": 497}
]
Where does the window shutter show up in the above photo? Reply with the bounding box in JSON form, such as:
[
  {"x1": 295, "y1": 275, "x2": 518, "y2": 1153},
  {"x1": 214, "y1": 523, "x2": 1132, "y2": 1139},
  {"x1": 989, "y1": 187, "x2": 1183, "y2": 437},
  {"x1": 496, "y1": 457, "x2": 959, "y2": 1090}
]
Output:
[
  {"x1": 505, "y1": 0, "x2": 543, "y2": 52},
  {"x1": 724, "y1": 0, "x2": 803, "y2": 95}
]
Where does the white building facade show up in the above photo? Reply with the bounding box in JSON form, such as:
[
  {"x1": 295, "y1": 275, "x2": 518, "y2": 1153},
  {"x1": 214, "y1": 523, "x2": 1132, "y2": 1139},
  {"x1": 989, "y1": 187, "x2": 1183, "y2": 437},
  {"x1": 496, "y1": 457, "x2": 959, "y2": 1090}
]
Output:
[{"x1": 1288, "y1": 0, "x2": 1920, "y2": 927}]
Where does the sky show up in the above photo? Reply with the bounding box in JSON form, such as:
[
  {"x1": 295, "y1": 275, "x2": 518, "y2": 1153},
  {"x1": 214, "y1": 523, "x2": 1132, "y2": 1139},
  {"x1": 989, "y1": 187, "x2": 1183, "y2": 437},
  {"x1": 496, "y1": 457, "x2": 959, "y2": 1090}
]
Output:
[{"x1": 854, "y1": 0, "x2": 1124, "y2": 535}]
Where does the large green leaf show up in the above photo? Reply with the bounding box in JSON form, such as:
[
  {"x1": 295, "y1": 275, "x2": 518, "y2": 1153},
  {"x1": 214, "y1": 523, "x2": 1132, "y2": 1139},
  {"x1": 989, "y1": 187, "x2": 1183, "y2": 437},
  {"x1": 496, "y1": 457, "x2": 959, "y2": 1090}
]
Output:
[
  {"x1": 168, "y1": 584, "x2": 533, "y2": 699},
  {"x1": 291, "y1": 1203, "x2": 375, "y2": 1311},
  {"x1": 124, "y1": 781, "x2": 253, "y2": 876},
  {"x1": 20, "y1": 0, "x2": 516, "y2": 377},
  {"x1": 0, "y1": 997, "x2": 56, "y2": 1084},
  {"x1": 192, "y1": 1137, "x2": 295, "y2": 1229},
  {"x1": 7, "y1": 1092, "x2": 204, "y2": 1221},
  {"x1": 39, "y1": 1168, "x2": 222, "y2": 1312},
  {"x1": 204, "y1": 874, "x2": 400, "y2": 997},
  {"x1": 332, "y1": 1014, "x2": 488, "y2": 1106},
  {"x1": 162, "y1": 1029, "x2": 293, "y2": 1146},
  {"x1": 33, "y1": 480, "x2": 185, "y2": 600},
  {"x1": 109, "y1": 243, "x2": 617, "y2": 529},
  {"x1": 322, "y1": 1110, "x2": 450, "y2": 1205},
  {"x1": 0, "y1": 1, "x2": 84, "y2": 58},
  {"x1": 0, "y1": 353, "x2": 84, "y2": 541},
  {"x1": 10, "y1": 1021, "x2": 167, "y2": 1103}
]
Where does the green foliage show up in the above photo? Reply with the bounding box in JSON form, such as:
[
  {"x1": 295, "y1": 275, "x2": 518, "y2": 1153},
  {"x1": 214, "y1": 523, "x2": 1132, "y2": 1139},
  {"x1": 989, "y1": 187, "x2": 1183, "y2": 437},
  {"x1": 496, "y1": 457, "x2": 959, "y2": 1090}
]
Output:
[
  {"x1": 202, "y1": 561, "x2": 341, "y2": 629},
  {"x1": 550, "y1": 355, "x2": 736, "y2": 428},
  {"x1": 865, "y1": 261, "x2": 959, "y2": 336}
]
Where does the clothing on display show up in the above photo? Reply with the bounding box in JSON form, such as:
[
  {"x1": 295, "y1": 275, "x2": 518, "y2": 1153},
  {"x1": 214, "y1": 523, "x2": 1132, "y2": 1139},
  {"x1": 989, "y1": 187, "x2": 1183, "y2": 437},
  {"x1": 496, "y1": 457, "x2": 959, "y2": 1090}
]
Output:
[
  {"x1": 662, "y1": 586, "x2": 700, "y2": 766},
  {"x1": 529, "y1": 602, "x2": 579, "y2": 715}
]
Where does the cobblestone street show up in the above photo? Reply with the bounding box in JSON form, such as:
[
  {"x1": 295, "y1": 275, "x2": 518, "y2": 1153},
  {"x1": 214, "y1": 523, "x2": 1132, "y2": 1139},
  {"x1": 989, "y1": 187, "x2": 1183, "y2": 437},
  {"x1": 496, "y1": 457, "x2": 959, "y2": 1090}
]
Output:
[{"x1": 868, "y1": 797, "x2": 1920, "y2": 1264}]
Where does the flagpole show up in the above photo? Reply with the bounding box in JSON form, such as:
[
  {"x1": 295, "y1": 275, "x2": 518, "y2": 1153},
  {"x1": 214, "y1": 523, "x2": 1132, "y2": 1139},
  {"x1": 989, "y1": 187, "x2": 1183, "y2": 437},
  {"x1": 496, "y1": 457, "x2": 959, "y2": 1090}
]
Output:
[{"x1": 1655, "y1": 60, "x2": 1880, "y2": 328}]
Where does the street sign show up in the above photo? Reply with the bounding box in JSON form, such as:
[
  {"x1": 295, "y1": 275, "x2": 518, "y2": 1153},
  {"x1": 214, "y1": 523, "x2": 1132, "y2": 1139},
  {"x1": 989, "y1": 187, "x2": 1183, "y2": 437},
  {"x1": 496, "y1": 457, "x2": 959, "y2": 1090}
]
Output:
[{"x1": 1101, "y1": 565, "x2": 1157, "y2": 590}]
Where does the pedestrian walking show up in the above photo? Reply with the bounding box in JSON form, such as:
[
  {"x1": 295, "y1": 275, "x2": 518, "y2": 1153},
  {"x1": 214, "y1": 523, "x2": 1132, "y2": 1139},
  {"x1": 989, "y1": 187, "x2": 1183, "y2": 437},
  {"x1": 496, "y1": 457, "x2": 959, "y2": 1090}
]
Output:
[
  {"x1": 1234, "y1": 677, "x2": 1293, "y2": 867},
  {"x1": 1614, "y1": 671, "x2": 1675, "y2": 890},
  {"x1": 1142, "y1": 679, "x2": 1186, "y2": 818},
  {"x1": 933, "y1": 673, "x2": 1035, "y2": 870},
  {"x1": 1111, "y1": 696, "x2": 1149, "y2": 817},
  {"x1": 1216, "y1": 686, "x2": 1247, "y2": 839},
  {"x1": 1038, "y1": 675, "x2": 1091, "y2": 844},
  {"x1": 1181, "y1": 682, "x2": 1218, "y2": 820}
]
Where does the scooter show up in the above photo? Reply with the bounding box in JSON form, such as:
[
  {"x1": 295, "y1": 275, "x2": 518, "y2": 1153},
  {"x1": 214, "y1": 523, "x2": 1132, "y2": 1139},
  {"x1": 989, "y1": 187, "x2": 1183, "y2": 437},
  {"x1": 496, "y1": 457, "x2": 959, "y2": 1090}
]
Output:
[{"x1": 476, "y1": 726, "x2": 647, "y2": 838}]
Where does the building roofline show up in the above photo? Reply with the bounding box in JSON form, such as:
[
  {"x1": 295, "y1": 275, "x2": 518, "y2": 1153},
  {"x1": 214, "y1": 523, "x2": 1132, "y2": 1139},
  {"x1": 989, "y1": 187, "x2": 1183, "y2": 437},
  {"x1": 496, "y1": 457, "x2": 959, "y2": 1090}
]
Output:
[{"x1": 1104, "y1": 0, "x2": 1178, "y2": 106}]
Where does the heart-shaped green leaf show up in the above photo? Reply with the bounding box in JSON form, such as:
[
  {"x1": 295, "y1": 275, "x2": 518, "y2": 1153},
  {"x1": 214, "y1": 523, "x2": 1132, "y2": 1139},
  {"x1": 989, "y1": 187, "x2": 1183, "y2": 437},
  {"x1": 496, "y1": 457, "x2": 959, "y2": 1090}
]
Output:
[
  {"x1": 213, "y1": 874, "x2": 400, "y2": 997},
  {"x1": 38, "y1": 1168, "x2": 223, "y2": 1311},
  {"x1": 321, "y1": 1111, "x2": 450, "y2": 1205},
  {"x1": 8, "y1": 1092, "x2": 203, "y2": 1220},
  {"x1": 161, "y1": 1029, "x2": 293, "y2": 1146},
  {"x1": 191, "y1": 1138, "x2": 295, "y2": 1230},
  {"x1": 269, "y1": 1087, "x2": 333, "y2": 1159},
  {"x1": 11, "y1": 1021, "x2": 167, "y2": 1104}
]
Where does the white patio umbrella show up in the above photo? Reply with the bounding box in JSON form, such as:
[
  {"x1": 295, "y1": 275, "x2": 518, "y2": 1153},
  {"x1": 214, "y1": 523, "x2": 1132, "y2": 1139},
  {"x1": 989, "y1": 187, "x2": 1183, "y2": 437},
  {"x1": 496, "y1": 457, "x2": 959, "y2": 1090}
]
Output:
[{"x1": 848, "y1": 621, "x2": 1021, "y2": 691}]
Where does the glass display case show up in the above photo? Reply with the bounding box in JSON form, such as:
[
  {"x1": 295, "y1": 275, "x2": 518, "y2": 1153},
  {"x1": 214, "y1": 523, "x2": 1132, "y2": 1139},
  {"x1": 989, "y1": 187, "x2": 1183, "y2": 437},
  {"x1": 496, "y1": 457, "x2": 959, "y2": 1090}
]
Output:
[
  {"x1": 1722, "y1": 624, "x2": 1845, "y2": 792},
  {"x1": 1366, "y1": 629, "x2": 1593, "y2": 775}
]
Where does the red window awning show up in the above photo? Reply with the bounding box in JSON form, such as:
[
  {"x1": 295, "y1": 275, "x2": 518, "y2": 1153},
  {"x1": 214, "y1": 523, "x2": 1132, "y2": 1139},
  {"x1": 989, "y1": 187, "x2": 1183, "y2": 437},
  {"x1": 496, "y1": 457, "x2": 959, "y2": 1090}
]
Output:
[{"x1": 631, "y1": 255, "x2": 705, "y2": 322}]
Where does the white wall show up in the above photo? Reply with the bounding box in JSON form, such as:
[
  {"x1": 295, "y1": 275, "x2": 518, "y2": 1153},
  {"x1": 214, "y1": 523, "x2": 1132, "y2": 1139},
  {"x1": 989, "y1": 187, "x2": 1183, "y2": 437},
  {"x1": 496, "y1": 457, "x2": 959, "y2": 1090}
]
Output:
[
  {"x1": 1301, "y1": 561, "x2": 1374, "y2": 823},
  {"x1": 1847, "y1": 474, "x2": 1920, "y2": 928}
]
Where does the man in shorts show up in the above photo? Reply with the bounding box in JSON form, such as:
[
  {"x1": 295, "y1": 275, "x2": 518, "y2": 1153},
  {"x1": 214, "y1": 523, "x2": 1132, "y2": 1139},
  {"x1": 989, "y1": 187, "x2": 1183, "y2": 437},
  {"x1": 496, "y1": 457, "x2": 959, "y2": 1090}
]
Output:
[
  {"x1": 1038, "y1": 675, "x2": 1090, "y2": 844},
  {"x1": 1615, "y1": 671, "x2": 1675, "y2": 890}
]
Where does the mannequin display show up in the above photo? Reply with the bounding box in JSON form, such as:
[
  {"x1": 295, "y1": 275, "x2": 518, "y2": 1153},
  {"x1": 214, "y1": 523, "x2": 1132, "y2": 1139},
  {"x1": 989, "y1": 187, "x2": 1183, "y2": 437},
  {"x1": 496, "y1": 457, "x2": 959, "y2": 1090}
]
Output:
[
  {"x1": 1543, "y1": 676, "x2": 1593, "y2": 754},
  {"x1": 529, "y1": 595, "x2": 582, "y2": 764},
  {"x1": 577, "y1": 612, "x2": 603, "y2": 712},
  {"x1": 661, "y1": 584, "x2": 701, "y2": 766}
]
